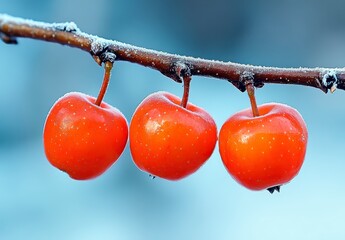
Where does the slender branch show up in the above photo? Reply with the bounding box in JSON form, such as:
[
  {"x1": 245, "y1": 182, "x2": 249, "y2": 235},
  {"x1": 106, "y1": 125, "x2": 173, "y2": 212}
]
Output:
[{"x1": 1, "y1": 13, "x2": 344, "y2": 93}]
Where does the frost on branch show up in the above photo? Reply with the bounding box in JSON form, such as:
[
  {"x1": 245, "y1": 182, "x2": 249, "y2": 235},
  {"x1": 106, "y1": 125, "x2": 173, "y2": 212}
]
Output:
[
  {"x1": 2, "y1": 13, "x2": 345, "y2": 93},
  {"x1": 52, "y1": 22, "x2": 79, "y2": 33},
  {"x1": 0, "y1": 13, "x2": 79, "y2": 33}
]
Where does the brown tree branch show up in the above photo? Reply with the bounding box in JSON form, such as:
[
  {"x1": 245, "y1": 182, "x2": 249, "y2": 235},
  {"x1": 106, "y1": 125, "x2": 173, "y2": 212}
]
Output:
[{"x1": 1, "y1": 13, "x2": 344, "y2": 93}]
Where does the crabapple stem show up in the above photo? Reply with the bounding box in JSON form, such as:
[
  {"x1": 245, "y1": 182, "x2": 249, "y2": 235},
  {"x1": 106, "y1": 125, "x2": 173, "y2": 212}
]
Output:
[
  {"x1": 181, "y1": 75, "x2": 192, "y2": 108},
  {"x1": 95, "y1": 61, "x2": 113, "y2": 106},
  {"x1": 246, "y1": 82, "x2": 260, "y2": 117}
]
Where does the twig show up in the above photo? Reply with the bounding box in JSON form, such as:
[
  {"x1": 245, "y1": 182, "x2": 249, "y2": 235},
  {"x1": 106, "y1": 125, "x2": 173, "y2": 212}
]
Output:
[{"x1": 1, "y1": 13, "x2": 344, "y2": 93}]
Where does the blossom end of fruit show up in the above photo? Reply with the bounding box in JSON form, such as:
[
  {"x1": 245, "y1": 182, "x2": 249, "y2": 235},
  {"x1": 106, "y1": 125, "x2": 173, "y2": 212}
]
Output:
[{"x1": 267, "y1": 185, "x2": 281, "y2": 194}]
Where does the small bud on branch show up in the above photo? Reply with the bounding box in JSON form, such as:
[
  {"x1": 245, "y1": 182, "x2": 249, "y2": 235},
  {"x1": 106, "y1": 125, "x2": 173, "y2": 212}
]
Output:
[{"x1": 1, "y1": 13, "x2": 345, "y2": 93}]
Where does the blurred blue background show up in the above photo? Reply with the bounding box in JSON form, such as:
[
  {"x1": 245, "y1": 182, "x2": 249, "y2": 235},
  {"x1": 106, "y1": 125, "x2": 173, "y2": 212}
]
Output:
[{"x1": 1, "y1": 1, "x2": 345, "y2": 239}]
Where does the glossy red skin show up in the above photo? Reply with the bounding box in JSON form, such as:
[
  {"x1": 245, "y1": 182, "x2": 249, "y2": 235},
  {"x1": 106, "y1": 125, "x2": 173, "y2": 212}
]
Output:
[
  {"x1": 219, "y1": 103, "x2": 308, "y2": 191},
  {"x1": 43, "y1": 92, "x2": 128, "y2": 180},
  {"x1": 129, "y1": 91, "x2": 218, "y2": 180}
]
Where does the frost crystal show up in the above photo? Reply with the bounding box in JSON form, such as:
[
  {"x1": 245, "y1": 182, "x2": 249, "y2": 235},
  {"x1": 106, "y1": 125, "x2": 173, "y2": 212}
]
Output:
[
  {"x1": 53, "y1": 22, "x2": 79, "y2": 32},
  {"x1": 91, "y1": 38, "x2": 107, "y2": 55},
  {"x1": 101, "y1": 52, "x2": 116, "y2": 63},
  {"x1": 322, "y1": 69, "x2": 338, "y2": 91}
]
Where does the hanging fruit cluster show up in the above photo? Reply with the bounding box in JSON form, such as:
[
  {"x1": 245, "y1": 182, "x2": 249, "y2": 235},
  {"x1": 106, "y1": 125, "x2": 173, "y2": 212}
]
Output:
[{"x1": 43, "y1": 61, "x2": 308, "y2": 193}]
